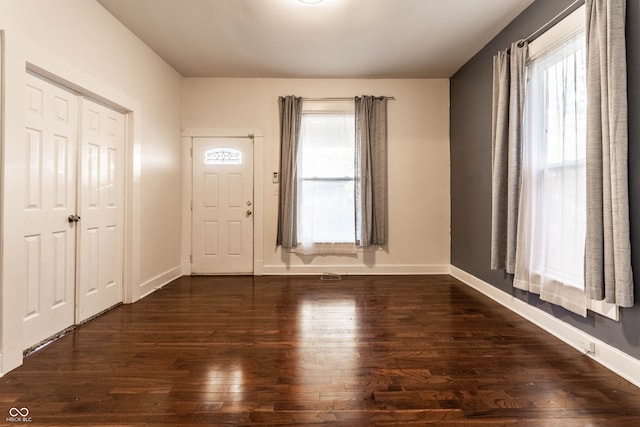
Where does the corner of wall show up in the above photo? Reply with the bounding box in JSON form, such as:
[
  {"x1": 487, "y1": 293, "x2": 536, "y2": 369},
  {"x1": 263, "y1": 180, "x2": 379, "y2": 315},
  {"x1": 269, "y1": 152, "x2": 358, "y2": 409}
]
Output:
[{"x1": 136, "y1": 266, "x2": 183, "y2": 301}]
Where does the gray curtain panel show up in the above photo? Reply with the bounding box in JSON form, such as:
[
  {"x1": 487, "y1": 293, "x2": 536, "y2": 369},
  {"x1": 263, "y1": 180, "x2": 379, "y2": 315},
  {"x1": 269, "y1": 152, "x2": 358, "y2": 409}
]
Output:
[
  {"x1": 355, "y1": 96, "x2": 388, "y2": 247},
  {"x1": 491, "y1": 50, "x2": 510, "y2": 271},
  {"x1": 584, "y1": 0, "x2": 633, "y2": 307},
  {"x1": 276, "y1": 96, "x2": 303, "y2": 249},
  {"x1": 490, "y1": 42, "x2": 527, "y2": 274}
]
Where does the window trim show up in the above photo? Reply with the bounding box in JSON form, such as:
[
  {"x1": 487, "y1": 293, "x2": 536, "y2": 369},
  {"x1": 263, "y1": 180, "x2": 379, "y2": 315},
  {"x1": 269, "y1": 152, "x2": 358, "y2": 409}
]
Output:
[{"x1": 529, "y1": 5, "x2": 585, "y2": 61}]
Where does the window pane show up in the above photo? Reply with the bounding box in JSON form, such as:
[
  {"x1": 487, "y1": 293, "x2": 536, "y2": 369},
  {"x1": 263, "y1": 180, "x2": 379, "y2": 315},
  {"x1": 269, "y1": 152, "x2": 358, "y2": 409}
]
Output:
[
  {"x1": 545, "y1": 42, "x2": 586, "y2": 166},
  {"x1": 541, "y1": 163, "x2": 586, "y2": 287},
  {"x1": 300, "y1": 114, "x2": 354, "y2": 178},
  {"x1": 205, "y1": 148, "x2": 242, "y2": 165},
  {"x1": 299, "y1": 180, "x2": 355, "y2": 243}
]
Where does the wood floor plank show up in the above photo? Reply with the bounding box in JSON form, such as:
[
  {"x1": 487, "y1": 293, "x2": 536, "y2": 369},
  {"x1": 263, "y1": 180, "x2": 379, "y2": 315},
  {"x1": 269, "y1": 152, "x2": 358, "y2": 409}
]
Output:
[{"x1": 1, "y1": 274, "x2": 640, "y2": 425}]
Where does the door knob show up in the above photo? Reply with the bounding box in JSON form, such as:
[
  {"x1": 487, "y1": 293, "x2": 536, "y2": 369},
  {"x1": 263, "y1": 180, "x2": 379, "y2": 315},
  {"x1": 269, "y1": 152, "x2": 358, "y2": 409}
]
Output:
[
  {"x1": 246, "y1": 210, "x2": 253, "y2": 216},
  {"x1": 68, "y1": 214, "x2": 81, "y2": 223}
]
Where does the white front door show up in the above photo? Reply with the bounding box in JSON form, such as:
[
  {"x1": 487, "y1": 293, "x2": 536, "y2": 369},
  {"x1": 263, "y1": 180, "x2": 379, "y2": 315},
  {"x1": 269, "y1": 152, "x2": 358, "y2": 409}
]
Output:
[
  {"x1": 76, "y1": 98, "x2": 125, "y2": 322},
  {"x1": 22, "y1": 73, "x2": 78, "y2": 348},
  {"x1": 192, "y1": 137, "x2": 254, "y2": 274}
]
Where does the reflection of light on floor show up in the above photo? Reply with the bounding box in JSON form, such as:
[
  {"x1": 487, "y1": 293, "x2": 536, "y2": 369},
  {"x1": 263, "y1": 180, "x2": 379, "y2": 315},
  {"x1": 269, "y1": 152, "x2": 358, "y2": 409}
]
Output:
[
  {"x1": 298, "y1": 299, "x2": 358, "y2": 379},
  {"x1": 205, "y1": 364, "x2": 244, "y2": 401},
  {"x1": 299, "y1": 300, "x2": 357, "y2": 343}
]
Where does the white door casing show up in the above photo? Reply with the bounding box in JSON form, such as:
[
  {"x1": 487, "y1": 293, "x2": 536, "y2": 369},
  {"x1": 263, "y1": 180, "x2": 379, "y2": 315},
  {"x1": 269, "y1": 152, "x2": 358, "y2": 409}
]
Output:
[
  {"x1": 192, "y1": 137, "x2": 254, "y2": 274},
  {"x1": 22, "y1": 72, "x2": 78, "y2": 349},
  {"x1": 76, "y1": 98, "x2": 125, "y2": 322}
]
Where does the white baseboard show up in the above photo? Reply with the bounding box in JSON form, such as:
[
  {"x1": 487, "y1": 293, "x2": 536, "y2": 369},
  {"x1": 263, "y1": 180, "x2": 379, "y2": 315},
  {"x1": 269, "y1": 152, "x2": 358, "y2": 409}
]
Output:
[
  {"x1": 449, "y1": 265, "x2": 640, "y2": 389},
  {"x1": 262, "y1": 264, "x2": 450, "y2": 276},
  {"x1": 136, "y1": 265, "x2": 183, "y2": 301}
]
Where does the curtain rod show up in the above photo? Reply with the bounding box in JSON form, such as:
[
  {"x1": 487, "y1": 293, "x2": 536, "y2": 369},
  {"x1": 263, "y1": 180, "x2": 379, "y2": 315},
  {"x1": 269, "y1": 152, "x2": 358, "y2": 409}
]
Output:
[
  {"x1": 517, "y1": 0, "x2": 585, "y2": 47},
  {"x1": 302, "y1": 96, "x2": 395, "y2": 101}
]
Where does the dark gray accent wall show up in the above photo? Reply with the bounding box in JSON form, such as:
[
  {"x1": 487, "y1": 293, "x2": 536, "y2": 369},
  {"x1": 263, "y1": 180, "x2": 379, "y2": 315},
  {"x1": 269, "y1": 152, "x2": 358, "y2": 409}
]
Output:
[{"x1": 450, "y1": 0, "x2": 640, "y2": 359}]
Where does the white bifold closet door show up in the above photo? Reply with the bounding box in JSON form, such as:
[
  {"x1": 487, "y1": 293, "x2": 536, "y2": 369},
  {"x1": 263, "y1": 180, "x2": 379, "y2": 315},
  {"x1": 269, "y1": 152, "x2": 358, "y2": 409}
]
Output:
[{"x1": 22, "y1": 72, "x2": 124, "y2": 349}]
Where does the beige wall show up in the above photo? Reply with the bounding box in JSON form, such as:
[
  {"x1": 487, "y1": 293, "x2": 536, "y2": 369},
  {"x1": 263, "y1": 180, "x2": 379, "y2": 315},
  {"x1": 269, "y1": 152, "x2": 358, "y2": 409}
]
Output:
[
  {"x1": 182, "y1": 78, "x2": 450, "y2": 273},
  {"x1": 0, "y1": 0, "x2": 183, "y2": 373}
]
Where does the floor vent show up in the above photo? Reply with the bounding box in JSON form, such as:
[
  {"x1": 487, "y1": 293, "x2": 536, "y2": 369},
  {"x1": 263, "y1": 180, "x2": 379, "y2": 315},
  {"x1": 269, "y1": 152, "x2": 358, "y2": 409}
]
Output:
[{"x1": 320, "y1": 272, "x2": 342, "y2": 281}]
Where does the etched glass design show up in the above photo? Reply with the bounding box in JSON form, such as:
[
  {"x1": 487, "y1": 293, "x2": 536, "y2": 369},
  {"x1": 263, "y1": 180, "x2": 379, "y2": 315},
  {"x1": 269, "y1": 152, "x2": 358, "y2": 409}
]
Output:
[{"x1": 205, "y1": 148, "x2": 242, "y2": 165}]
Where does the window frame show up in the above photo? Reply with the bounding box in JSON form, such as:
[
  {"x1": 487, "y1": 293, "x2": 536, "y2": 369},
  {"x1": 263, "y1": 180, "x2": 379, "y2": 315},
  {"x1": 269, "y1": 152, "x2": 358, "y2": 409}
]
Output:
[{"x1": 296, "y1": 100, "x2": 357, "y2": 248}]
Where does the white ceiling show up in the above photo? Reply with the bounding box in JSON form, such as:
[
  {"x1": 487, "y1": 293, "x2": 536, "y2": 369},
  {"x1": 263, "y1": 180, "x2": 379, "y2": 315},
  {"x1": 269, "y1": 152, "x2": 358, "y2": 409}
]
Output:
[{"x1": 97, "y1": 0, "x2": 535, "y2": 78}]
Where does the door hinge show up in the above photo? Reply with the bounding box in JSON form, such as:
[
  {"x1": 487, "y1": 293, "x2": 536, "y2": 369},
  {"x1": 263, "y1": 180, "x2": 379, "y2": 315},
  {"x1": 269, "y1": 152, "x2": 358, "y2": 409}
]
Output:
[
  {"x1": 190, "y1": 147, "x2": 193, "y2": 157},
  {"x1": 189, "y1": 255, "x2": 193, "y2": 263}
]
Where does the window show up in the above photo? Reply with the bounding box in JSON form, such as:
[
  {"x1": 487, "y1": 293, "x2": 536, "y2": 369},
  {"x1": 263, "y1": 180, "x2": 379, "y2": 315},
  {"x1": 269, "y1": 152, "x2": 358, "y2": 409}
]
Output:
[
  {"x1": 514, "y1": 6, "x2": 590, "y2": 315},
  {"x1": 205, "y1": 148, "x2": 242, "y2": 165},
  {"x1": 297, "y1": 102, "x2": 356, "y2": 252},
  {"x1": 528, "y1": 31, "x2": 587, "y2": 288},
  {"x1": 494, "y1": 4, "x2": 626, "y2": 319},
  {"x1": 277, "y1": 95, "x2": 388, "y2": 254}
]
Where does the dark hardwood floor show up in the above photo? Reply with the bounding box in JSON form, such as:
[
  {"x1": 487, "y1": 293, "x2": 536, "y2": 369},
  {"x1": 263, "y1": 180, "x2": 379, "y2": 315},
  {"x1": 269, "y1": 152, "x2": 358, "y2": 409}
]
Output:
[{"x1": 1, "y1": 275, "x2": 640, "y2": 426}]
